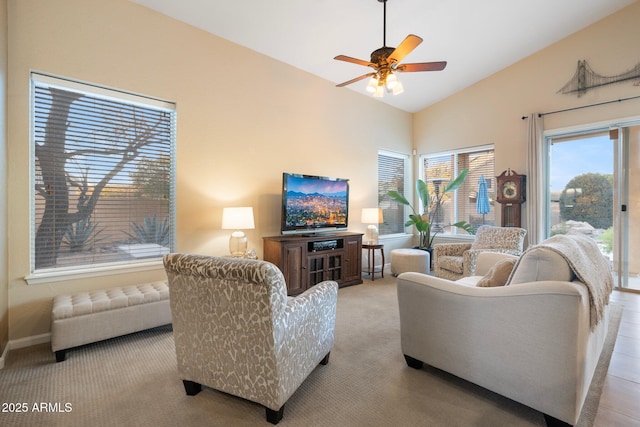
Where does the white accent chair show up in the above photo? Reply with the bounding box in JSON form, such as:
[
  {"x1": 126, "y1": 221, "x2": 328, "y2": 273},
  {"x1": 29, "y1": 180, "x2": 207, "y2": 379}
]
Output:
[
  {"x1": 397, "y1": 239, "x2": 612, "y2": 427},
  {"x1": 433, "y1": 225, "x2": 526, "y2": 280},
  {"x1": 164, "y1": 254, "x2": 338, "y2": 424}
]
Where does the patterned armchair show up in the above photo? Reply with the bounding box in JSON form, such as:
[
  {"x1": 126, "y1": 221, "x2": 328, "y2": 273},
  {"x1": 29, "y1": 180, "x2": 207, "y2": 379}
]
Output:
[
  {"x1": 163, "y1": 254, "x2": 338, "y2": 424},
  {"x1": 433, "y1": 225, "x2": 527, "y2": 280}
]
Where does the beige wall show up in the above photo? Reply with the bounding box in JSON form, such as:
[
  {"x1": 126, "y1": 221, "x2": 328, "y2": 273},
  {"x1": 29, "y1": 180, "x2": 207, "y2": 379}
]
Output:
[
  {"x1": 6, "y1": 0, "x2": 412, "y2": 340},
  {"x1": 1, "y1": 0, "x2": 8, "y2": 356},
  {"x1": 414, "y1": 2, "x2": 640, "y2": 227}
]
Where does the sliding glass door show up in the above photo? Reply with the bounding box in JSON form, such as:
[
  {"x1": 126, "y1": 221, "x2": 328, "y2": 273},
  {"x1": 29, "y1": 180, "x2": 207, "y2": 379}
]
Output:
[{"x1": 547, "y1": 124, "x2": 640, "y2": 292}]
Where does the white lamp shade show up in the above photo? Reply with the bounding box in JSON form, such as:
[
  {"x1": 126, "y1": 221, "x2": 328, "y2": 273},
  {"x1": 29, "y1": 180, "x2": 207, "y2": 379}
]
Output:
[
  {"x1": 221, "y1": 207, "x2": 255, "y2": 230},
  {"x1": 366, "y1": 76, "x2": 378, "y2": 93},
  {"x1": 392, "y1": 80, "x2": 404, "y2": 95},
  {"x1": 385, "y1": 73, "x2": 398, "y2": 90},
  {"x1": 361, "y1": 208, "x2": 383, "y2": 224}
]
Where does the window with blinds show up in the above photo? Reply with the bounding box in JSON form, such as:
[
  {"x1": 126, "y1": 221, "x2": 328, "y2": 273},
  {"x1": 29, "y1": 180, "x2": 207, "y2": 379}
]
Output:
[
  {"x1": 378, "y1": 151, "x2": 409, "y2": 235},
  {"x1": 420, "y1": 146, "x2": 495, "y2": 234},
  {"x1": 31, "y1": 73, "x2": 176, "y2": 273}
]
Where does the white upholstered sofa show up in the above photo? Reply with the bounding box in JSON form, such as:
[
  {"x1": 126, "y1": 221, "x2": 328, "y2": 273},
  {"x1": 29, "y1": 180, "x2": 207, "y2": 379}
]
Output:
[{"x1": 397, "y1": 234, "x2": 613, "y2": 427}]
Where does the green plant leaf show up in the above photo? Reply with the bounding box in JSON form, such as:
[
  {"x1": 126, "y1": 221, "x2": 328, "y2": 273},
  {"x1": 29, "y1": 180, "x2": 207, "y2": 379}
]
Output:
[
  {"x1": 443, "y1": 169, "x2": 468, "y2": 193},
  {"x1": 64, "y1": 217, "x2": 106, "y2": 253},
  {"x1": 387, "y1": 171, "x2": 470, "y2": 246},
  {"x1": 416, "y1": 179, "x2": 431, "y2": 210},
  {"x1": 125, "y1": 213, "x2": 170, "y2": 246},
  {"x1": 387, "y1": 190, "x2": 410, "y2": 206},
  {"x1": 407, "y1": 214, "x2": 422, "y2": 226},
  {"x1": 452, "y1": 221, "x2": 474, "y2": 235},
  {"x1": 415, "y1": 222, "x2": 430, "y2": 233}
]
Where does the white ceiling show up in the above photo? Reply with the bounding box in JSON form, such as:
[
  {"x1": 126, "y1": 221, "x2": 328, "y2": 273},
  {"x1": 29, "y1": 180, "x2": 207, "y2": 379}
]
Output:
[{"x1": 131, "y1": 0, "x2": 635, "y2": 113}]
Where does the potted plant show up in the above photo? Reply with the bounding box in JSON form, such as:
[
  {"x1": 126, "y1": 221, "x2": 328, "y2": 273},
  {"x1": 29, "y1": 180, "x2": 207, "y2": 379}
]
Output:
[{"x1": 388, "y1": 169, "x2": 474, "y2": 251}]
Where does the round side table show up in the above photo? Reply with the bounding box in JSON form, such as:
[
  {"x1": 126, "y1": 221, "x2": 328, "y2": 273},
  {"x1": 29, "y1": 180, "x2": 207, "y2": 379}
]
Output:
[{"x1": 362, "y1": 243, "x2": 385, "y2": 281}]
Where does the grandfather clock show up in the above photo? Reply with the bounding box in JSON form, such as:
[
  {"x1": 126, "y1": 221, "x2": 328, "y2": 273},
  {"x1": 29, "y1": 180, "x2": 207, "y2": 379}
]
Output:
[{"x1": 496, "y1": 169, "x2": 526, "y2": 227}]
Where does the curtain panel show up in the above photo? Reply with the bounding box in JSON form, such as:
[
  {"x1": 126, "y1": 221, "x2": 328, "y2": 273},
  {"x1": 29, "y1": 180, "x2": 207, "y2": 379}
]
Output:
[{"x1": 526, "y1": 113, "x2": 545, "y2": 245}]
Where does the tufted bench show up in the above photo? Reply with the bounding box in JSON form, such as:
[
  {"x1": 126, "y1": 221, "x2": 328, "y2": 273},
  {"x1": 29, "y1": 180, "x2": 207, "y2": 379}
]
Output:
[{"x1": 51, "y1": 281, "x2": 172, "y2": 362}]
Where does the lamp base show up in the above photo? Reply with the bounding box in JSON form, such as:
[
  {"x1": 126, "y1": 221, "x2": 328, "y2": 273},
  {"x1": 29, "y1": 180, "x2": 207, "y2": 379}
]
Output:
[
  {"x1": 229, "y1": 231, "x2": 247, "y2": 257},
  {"x1": 365, "y1": 225, "x2": 379, "y2": 245}
]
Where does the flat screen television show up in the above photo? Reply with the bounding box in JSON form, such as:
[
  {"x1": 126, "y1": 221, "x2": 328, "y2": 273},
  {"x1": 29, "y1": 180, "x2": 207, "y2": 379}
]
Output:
[{"x1": 281, "y1": 173, "x2": 349, "y2": 235}]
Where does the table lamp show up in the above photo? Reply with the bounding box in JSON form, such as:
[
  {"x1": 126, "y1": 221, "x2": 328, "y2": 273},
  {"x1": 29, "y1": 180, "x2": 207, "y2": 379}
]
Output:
[
  {"x1": 361, "y1": 208, "x2": 383, "y2": 244},
  {"x1": 221, "y1": 207, "x2": 255, "y2": 257}
]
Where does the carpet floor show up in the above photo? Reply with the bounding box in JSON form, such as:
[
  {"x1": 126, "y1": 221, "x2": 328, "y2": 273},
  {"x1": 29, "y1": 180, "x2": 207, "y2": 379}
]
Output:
[{"x1": 0, "y1": 277, "x2": 622, "y2": 426}]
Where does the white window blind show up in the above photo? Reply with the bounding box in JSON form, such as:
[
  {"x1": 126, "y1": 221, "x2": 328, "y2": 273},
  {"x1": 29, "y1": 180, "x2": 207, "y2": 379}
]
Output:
[
  {"x1": 378, "y1": 151, "x2": 409, "y2": 235},
  {"x1": 421, "y1": 146, "x2": 495, "y2": 234},
  {"x1": 31, "y1": 73, "x2": 176, "y2": 274}
]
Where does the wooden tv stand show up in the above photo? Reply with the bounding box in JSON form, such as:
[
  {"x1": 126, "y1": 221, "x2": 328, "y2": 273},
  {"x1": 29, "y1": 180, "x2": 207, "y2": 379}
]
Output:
[{"x1": 263, "y1": 232, "x2": 363, "y2": 295}]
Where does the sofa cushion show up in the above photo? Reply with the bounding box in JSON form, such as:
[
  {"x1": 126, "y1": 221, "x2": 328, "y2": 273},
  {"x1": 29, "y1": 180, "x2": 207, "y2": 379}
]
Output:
[
  {"x1": 508, "y1": 247, "x2": 575, "y2": 285},
  {"x1": 438, "y1": 255, "x2": 464, "y2": 274},
  {"x1": 476, "y1": 257, "x2": 517, "y2": 287}
]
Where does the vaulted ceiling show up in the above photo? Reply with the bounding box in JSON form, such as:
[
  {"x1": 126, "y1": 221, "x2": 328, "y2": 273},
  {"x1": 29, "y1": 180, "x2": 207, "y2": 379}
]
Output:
[{"x1": 131, "y1": 0, "x2": 636, "y2": 113}]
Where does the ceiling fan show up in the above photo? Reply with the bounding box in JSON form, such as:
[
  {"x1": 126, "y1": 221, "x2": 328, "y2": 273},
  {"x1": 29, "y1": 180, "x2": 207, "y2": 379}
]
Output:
[{"x1": 334, "y1": 0, "x2": 447, "y2": 97}]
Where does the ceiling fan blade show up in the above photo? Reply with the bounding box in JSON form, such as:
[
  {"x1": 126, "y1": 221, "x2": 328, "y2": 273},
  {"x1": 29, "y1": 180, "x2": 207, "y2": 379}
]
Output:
[
  {"x1": 388, "y1": 34, "x2": 423, "y2": 64},
  {"x1": 396, "y1": 61, "x2": 447, "y2": 72},
  {"x1": 334, "y1": 55, "x2": 375, "y2": 68},
  {"x1": 336, "y1": 73, "x2": 376, "y2": 87}
]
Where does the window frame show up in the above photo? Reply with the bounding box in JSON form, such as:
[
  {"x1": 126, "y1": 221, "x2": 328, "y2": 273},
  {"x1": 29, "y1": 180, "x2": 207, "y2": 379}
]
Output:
[
  {"x1": 377, "y1": 149, "x2": 411, "y2": 237},
  {"x1": 26, "y1": 73, "x2": 177, "y2": 284},
  {"x1": 419, "y1": 144, "x2": 495, "y2": 237}
]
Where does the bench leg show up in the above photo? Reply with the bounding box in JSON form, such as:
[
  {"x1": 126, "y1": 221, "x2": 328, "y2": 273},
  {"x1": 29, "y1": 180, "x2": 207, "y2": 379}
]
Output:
[{"x1": 55, "y1": 350, "x2": 66, "y2": 363}]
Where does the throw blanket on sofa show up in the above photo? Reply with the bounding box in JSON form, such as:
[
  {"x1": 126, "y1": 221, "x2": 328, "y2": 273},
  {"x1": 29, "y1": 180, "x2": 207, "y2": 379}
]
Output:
[{"x1": 508, "y1": 234, "x2": 613, "y2": 329}]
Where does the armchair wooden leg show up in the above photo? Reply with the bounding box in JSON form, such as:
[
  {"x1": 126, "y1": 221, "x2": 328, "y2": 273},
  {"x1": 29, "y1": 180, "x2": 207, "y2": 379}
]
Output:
[
  {"x1": 404, "y1": 354, "x2": 423, "y2": 369},
  {"x1": 182, "y1": 380, "x2": 202, "y2": 396},
  {"x1": 55, "y1": 350, "x2": 66, "y2": 363},
  {"x1": 319, "y1": 352, "x2": 331, "y2": 365},
  {"x1": 266, "y1": 405, "x2": 284, "y2": 424}
]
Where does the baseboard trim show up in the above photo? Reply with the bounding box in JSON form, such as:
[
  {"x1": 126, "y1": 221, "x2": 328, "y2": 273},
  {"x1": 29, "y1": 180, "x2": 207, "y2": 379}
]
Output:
[
  {"x1": 0, "y1": 342, "x2": 9, "y2": 369},
  {"x1": 10, "y1": 332, "x2": 52, "y2": 350},
  {"x1": 0, "y1": 332, "x2": 52, "y2": 369}
]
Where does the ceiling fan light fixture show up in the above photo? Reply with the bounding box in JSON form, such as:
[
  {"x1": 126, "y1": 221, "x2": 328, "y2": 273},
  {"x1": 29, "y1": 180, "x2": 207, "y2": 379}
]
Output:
[
  {"x1": 385, "y1": 72, "x2": 398, "y2": 90},
  {"x1": 334, "y1": 0, "x2": 447, "y2": 96},
  {"x1": 366, "y1": 76, "x2": 379, "y2": 93},
  {"x1": 373, "y1": 84, "x2": 384, "y2": 98},
  {"x1": 392, "y1": 80, "x2": 404, "y2": 95}
]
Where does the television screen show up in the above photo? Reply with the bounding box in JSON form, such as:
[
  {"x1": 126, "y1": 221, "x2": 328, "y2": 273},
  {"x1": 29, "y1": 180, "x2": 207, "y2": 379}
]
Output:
[{"x1": 281, "y1": 173, "x2": 349, "y2": 235}]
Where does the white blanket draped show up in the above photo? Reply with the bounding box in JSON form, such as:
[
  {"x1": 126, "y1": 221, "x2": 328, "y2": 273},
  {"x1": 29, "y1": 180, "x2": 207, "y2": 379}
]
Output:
[{"x1": 510, "y1": 234, "x2": 613, "y2": 329}]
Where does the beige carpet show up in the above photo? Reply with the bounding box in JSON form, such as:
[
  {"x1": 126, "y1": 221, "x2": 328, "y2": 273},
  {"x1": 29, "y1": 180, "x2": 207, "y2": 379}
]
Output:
[{"x1": 0, "y1": 277, "x2": 622, "y2": 427}]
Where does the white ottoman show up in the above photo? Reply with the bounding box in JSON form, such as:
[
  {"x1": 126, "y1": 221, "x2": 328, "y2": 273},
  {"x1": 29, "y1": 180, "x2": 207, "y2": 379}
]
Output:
[{"x1": 390, "y1": 248, "x2": 430, "y2": 276}]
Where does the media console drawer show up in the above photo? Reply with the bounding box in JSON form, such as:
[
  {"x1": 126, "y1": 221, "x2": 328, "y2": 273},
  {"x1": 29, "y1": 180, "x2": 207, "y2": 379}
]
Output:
[{"x1": 263, "y1": 232, "x2": 363, "y2": 295}]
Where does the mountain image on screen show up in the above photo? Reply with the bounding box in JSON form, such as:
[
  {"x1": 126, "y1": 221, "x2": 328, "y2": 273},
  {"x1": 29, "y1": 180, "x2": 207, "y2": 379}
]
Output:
[{"x1": 283, "y1": 174, "x2": 348, "y2": 231}]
